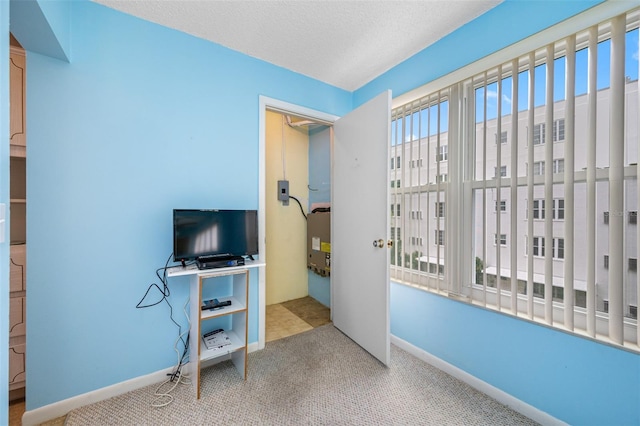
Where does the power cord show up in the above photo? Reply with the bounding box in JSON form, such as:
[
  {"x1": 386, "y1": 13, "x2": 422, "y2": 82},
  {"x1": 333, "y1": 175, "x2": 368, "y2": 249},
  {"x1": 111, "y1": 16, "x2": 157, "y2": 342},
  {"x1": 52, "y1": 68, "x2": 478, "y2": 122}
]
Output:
[
  {"x1": 289, "y1": 195, "x2": 307, "y2": 220},
  {"x1": 136, "y1": 253, "x2": 193, "y2": 407},
  {"x1": 151, "y1": 298, "x2": 191, "y2": 408}
]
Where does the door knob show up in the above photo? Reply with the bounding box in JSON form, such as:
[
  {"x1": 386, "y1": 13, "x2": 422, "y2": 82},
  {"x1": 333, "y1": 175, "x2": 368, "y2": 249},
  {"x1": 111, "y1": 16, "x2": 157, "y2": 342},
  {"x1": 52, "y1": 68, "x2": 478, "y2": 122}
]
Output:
[{"x1": 373, "y1": 239, "x2": 384, "y2": 248}]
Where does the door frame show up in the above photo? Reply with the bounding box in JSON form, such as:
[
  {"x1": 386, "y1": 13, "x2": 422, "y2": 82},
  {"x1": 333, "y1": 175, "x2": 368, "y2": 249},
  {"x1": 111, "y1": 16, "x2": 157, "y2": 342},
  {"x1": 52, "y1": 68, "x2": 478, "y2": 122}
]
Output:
[{"x1": 257, "y1": 96, "x2": 339, "y2": 350}]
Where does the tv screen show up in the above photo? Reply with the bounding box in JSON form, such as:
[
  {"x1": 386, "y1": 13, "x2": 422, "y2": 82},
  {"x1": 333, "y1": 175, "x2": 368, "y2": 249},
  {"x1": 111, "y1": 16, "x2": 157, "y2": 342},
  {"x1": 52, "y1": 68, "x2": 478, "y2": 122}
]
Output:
[{"x1": 173, "y1": 209, "x2": 258, "y2": 262}]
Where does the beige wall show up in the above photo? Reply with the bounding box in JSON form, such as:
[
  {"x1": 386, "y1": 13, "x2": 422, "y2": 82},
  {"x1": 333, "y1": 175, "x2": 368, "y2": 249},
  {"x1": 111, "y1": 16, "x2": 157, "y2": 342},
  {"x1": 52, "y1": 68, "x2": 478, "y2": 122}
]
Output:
[{"x1": 265, "y1": 111, "x2": 309, "y2": 305}]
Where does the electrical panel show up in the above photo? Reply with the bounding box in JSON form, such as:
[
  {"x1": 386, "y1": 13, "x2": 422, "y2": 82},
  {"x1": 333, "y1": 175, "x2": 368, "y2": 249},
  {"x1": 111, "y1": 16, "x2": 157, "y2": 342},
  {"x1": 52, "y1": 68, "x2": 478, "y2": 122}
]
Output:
[
  {"x1": 277, "y1": 180, "x2": 289, "y2": 205},
  {"x1": 307, "y1": 212, "x2": 330, "y2": 276}
]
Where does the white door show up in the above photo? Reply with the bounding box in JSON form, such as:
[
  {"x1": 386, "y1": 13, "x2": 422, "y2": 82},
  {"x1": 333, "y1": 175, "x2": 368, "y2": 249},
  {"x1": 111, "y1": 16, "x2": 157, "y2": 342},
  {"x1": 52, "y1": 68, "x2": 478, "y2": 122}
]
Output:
[{"x1": 332, "y1": 90, "x2": 391, "y2": 366}]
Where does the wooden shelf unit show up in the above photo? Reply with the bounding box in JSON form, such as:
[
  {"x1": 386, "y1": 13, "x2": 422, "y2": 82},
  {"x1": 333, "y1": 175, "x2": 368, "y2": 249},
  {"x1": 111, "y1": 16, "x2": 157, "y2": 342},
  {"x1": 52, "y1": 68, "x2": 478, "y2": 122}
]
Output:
[
  {"x1": 168, "y1": 262, "x2": 263, "y2": 399},
  {"x1": 9, "y1": 38, "x2": 27, "y2": 400}
]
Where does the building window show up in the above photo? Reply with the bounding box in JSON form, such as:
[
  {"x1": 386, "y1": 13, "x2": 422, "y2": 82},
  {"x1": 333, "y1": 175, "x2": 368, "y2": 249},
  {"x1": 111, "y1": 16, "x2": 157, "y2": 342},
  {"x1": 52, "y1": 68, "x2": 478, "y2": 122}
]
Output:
[
  {"x1": 553, "y1": 118, "x2": 565, "y2": 142},
  {"x1": 391, "y1": 156, "x2": 401, "y2": 169},
  {"x1": 396, "y1": 204, "x2": 401, "y2": 217},
  {"x1": 629, "y1": 258, "x2": 637, "y2": 272},
  {"x1": 630, "y1": 305, "x2": 638, "y2": 320},
  {"x1": 554, "y1": 238, "x2": 564, "y2": 260},
  {"x1": 494, "y1": 234, "x2": 507, "y2": 246},
  {"x1": 604, "y1": 211, "x2": 609, "y2": 224},
  {"x1": 435, "y1": 202, "x2": 445, "y2": 218},
  {"x1": 533, "y1": 237, "x2": 545, "y2": 257},
  {"x1": 604, "y1": 255, "x2": 609, "y2": 269},
  {"x1": 533, "y1": 161, "x2": 545, "y2": 176},
  {"x1": 435, "y1": 230, "x2": 445, "y2": 246},
  {"x1": 533, "y1": 199, "x2": 545, "y2": 219},
  {"x1": 436, "y1": 145, "x2": 448, "y2": 162},
  {"x1": 411, "y1": 210, "x2": 424, "y2": 220},
  {"x1": 553, "y1": 199, "x2": 565, "y2": 220},
  {"x1": 533, "y1": 123, "x2": 545, "y2": 145},
  {"x1": 494, "y1": 165, "x2": 507, "y2": 178},
  {"x1": 496, "y1": 131, "x2": 507, "y2": 144},
  {"x1": 495, "y1": 200, "x2": 506, "y2": 212},
  {"x1": 629, "y1": 211, "x2": 637, "y2": 225},
  {"x1": 436, "y1": 173, "x2": 448, "y2": 183},
  {"x1": 410, "y1": 158, "x2": 424, "y2": 168},
  {"x1": 553, "y1": 159, "x2": 564, "y2": 174},
  {"x1": 411, "y1": 236, "x2": 423, "y2": 246}
]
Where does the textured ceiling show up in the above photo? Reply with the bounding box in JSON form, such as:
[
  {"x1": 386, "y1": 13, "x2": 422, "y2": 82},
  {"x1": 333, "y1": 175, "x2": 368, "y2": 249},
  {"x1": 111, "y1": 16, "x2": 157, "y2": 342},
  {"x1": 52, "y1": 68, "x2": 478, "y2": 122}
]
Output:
[{"x1": 92, "y1": 0, "x2": 502, "y2": 91}]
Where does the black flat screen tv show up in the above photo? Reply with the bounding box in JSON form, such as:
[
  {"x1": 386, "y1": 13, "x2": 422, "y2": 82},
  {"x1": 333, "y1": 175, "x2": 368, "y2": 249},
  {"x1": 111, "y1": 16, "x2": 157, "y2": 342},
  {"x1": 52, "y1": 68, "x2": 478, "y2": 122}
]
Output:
[{"x1": 173, "y1": 209, "x2": 258, "y2": 263}]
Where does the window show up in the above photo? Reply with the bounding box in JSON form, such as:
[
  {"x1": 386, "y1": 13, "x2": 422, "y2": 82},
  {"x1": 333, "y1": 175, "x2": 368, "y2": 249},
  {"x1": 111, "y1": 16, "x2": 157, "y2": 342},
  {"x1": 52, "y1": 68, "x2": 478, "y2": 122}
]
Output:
[
  {"x1": 391, "y1": 7, "x2": 640, "y2": 348},
  {"x1": 390, "y1": 156, "x2": 401, "y2": 169},
  {"x1": 436, "y1": 145, "x2": 448, "y2": 162},
  {"x1": 411, "y1": 159, "x2": 424, "y2": 168},
  {"x1": 553, "y1": 199, "x2": 564, "y2": 220},
  {"x1": 553, "y1": 159, "x2": 564, "y2": 174},
  {"x1": 533, "y1": 199, "x2": 545, "y2": 219},
  {"x1": 533, "y1": 123, "x2": 545, "y2": 145},
  {"x1": 411, "y1": 210, "x2": 424, "y2": 220},
  {"x1": 529, "y1": 237, "x2": 563, "y2": 259},
  {"x1": 411, "y1": 236, "x2": 424, "y2": 246},
  {"x1": 554, "y1": 238, "x2": 564, "y2": 260},
  {"x1": 497, "y1": 131, "x2": 507, "y2": 144},
  {"x1": 533, "y1": 161, "x2": 545, "y2": 176},
  {"x1": 533, "y1": 237, "x2": 545, "y2": 257},
  {"x1": 396, "y1": 204, "x2": 401, "y2": 217},
  {"x1": 553, "y1": 118, "x2": 565, "y2": 142}
]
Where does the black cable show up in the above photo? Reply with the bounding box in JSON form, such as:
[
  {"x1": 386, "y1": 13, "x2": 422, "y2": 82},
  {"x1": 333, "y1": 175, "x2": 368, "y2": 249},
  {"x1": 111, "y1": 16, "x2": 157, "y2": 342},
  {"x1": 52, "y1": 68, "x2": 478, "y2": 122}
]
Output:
[
  {"x1": 311, "y1": 207, "x2": 330, "y2": 214},
  {"x1": 136, "y1": 252, "x2": 191, "y2": 353},
  {"x1": 289, "y1": 195, "x2": 307, "y2": 220}
]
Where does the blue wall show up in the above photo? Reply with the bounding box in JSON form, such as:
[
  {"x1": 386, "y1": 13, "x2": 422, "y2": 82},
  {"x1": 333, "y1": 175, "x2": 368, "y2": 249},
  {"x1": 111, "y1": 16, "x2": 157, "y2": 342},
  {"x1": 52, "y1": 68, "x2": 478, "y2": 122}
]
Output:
[
  {"x1": 308, "y1": 126, "x2": 331, "y2": 306},
  {"x1": 391, "y1": 283, "x2": 639, "y2": 425},
  {"x1": 21, "y1": 1, "x2": 350, "y2": 410},
  {"x1": 1, "y1": 0, "x2": 10, "y2": 423}
]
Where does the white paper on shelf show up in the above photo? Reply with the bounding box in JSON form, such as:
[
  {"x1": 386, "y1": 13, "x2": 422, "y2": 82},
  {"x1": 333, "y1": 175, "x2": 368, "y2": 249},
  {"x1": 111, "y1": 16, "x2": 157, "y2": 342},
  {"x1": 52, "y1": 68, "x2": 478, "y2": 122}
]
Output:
[{"x1": 202, "y1": 329, "x2": 232, "y2": 351}]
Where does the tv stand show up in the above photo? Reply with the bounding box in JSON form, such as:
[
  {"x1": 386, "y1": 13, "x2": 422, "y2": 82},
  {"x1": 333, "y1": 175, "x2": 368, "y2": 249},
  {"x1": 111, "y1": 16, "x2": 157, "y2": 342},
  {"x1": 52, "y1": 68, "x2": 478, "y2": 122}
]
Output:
[{"x1": 167, "y1": 260, "x2": 264, "y2": 399}]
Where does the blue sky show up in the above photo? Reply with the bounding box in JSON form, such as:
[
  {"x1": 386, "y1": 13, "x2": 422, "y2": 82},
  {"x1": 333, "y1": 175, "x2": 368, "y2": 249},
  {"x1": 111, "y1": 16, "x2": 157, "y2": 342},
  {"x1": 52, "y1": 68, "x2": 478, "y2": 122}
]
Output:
[
  {"x1": 392, "y1": 28, "x2": 639, "y2": 143},
  {"x1": 477, "y1": 28, "x2": 639, "y2": 121}
]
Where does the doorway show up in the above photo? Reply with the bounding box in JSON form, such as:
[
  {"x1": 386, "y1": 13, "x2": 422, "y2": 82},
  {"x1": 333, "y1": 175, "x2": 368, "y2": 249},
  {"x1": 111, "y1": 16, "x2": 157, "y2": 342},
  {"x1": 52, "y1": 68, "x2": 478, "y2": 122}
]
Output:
[{"x1": 258, "y1": 97, "x2": 338, "y2": 346}]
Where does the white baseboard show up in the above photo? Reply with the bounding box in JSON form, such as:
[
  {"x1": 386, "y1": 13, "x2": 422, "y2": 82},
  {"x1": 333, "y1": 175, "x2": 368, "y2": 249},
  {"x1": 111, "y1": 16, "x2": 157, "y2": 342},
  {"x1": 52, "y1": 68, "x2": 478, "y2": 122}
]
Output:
[
  {"x1": 23, "y1": 342, "x2": 263, "y2": 426},
  {"x1": 390, "y1": 334, "x2": 567, "y2": 426},
  {"x1": 21, "y1": 366, "x2": 175, "y2": 426}
]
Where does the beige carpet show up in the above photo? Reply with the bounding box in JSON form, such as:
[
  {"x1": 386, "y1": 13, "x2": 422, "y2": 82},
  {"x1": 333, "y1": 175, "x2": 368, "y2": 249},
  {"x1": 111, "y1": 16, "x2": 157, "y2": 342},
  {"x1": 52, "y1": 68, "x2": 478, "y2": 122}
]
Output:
[{"x1": 65, "y1": 325, "x2": 538, "y2": 425}]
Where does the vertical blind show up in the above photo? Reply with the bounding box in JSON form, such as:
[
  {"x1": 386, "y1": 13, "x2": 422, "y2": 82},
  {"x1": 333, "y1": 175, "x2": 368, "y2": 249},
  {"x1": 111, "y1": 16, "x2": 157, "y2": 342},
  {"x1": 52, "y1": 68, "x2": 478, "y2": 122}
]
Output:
[{"x1": 390, "y1": 7, "x2": 640, "y2": 348}]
